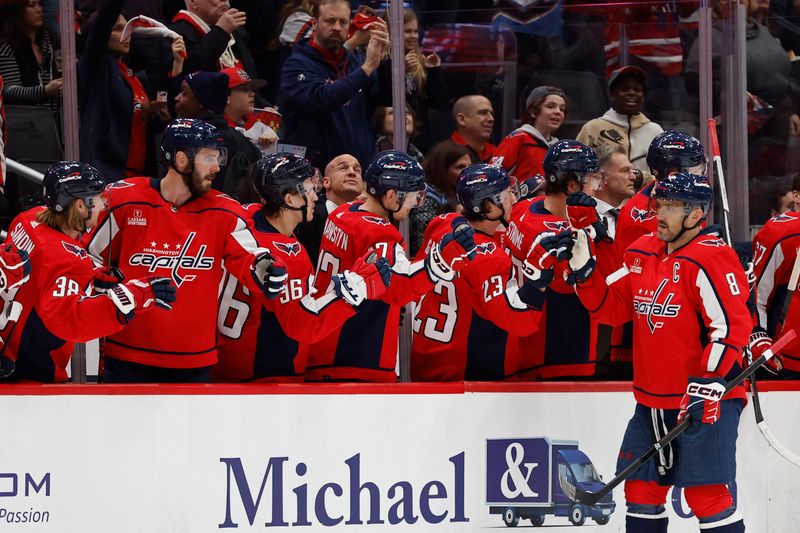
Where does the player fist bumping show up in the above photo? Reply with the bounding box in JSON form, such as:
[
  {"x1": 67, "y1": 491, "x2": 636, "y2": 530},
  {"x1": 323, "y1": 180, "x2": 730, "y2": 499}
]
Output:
[
  {"x1": 566, "y1": 192, "x2": 610, "y2": 242},
  {"x1": 108, "y1": 277, "x2": 177, "y2": 322},
  {"x1": 678, "y1": 376, "x2": 726, "y2": 431},
  {"x1": 0, "y1": 244, "x2": 31, "y2": 291},
  {"x1": 426, "y1": 217, "x2": 477, "y2": 282},
  {"x1": 252, "y1": 251, "x2": 288, "y2": 299},
  {"x1": 521, "y1": 230, "x2": 572, "y2": 289},
  {"x1": 333, "y1": 250, "x2": 392, "y2": 307},
  {"x1": 749, "y1": 328, "x2": 784, "y2": 375},
  {"x1": 565, "y1": 229, "x2": 596, "y2": 285}
]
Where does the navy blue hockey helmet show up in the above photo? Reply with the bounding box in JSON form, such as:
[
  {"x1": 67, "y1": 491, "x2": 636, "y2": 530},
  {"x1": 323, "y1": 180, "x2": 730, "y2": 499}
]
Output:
[
  {"x1": 160, "y1": 118, "x2": 227, "y2": 166},
  {"x1": 364, "y1": 150, "x2": 426, "y2": 197},
  {"x1": 651, "y1": 171, "x2": 712, "y2": 215},
  {"x1": 646, "y1": 130, "x2": 706, "y2": 179},
  {"x1": 43, "y1": 161, "x2": 106, "y2": 213},
  {"x1": 253, "y1": 152, "x2": 318, "y2": 206},
  {"x1": 456, "y1": 163, "x2": 513, "y2": 216},
  {"x1": 543, "y1": 140, "x2": 599, "y2": 186}
]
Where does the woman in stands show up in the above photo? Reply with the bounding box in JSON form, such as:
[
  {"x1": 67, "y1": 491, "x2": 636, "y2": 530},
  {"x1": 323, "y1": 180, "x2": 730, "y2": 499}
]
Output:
[
  {"x1": 491, "y1": 85, "x2": 566, "y2": 183},
  {"x1": 371, "y1": 105, "x2": 424, "y2": 164},
  {"x1": 0, "y1": 0, "x2": 62, "y2": 123}
]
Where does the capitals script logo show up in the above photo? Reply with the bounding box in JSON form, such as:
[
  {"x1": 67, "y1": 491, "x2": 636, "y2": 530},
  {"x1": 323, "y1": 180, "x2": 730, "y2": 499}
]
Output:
[
  {"x1": 698, "y1": 239, "x2": 726, "y2": 248},
  {"x1": 274, "y1": 241, "x2": 302, "y2": 256},
  {"x1": 631, "y1": 207, "x2": 656, "y2": 223},
  {"x1": 128, "y1": 232, "x2": 214, "y2": 286},
  {"x1": 633, "y1": 279, "x2": 681, "y2": 333},
  {"x1": 543, "y1": 220, "x2": 570, "y2": 232},
  {"x1": 62, "y1": 241, "x2": 88, "y2": 259},
  {"x1": 363, "y1": 216, "x2": 390, "y2": 226}
]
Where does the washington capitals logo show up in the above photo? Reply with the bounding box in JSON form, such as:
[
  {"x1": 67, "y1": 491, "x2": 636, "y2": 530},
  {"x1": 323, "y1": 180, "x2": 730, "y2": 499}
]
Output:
[
  {"x1": 274, "y1": 242, "x2": 302, "y2": 256},
  {"x1": 128, "y1": 232, "x2": 214, "y2": 286},
  {"x1": 383, "y1": 162, "x2": 408, "y2": 170},
  {"x1": 62, "y1": 241, "x2": 88, "y2": 259},
  {"x1": 631, "y1": 207, "x2": 656, "y2": 223},
  {"x1": 363, "y1": 216, "x2": 390, "y2": 226},
  {"x1": 633, "y1": 279, "x2": 681, "y2": 333},
  {"x1": 474, "y1": 242, "x2": 496, "y2": 255},
  {"x1": 543, "y1": 220, "x2": 570, "y2": 232},
  {"x1": 771, "y1": 213, "x2": 796, "y2": 223},
  {"x1": 698, "y1": 239, "x2": 726, "y2": 248}
]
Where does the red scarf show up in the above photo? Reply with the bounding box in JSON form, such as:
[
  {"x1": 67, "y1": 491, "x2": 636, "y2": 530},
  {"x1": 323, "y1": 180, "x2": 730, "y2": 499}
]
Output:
[
  {"x1": 117, "y1": 61, "x2": 149, "y2": 177},
  {"x1": 309, "y1": 36, "x2": 348, "y2": 78}
]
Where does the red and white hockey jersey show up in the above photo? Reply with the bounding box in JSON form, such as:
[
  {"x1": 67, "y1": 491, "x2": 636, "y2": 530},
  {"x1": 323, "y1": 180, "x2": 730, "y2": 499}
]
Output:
[
  {"x1": 307, "y1": 201, "x2": 435, "y2": 382},
  {"x1": 752, "y1": 211, "x2": 800, "y2": 371},
  {"x1": 84, "y1": 177, "x2": 269, "y2": 369},
  {"x1": 3, "y1": 207, "x2": 128, "y2": 382},
  {"x1": 576, "y1": 231, "x2": 751, "y2": 408},
  {"x1": 215, "y1": 205, "x2": 355, "y2": 382},
  {"x1": 503, "y1": 198, "x2": 598, "y2": 379},
  {"x1": 411, "y1": 213, "x2": 540, "y2": 381},
  {"x1": 615, "y1": 181, "x2": 658, "y2": 258}
]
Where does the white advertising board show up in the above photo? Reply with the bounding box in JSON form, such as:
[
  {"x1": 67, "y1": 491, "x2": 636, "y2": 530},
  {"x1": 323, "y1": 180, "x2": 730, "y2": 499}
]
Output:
[{"x1": 0, "y1": 387, "x2": 797, "y2": 532}]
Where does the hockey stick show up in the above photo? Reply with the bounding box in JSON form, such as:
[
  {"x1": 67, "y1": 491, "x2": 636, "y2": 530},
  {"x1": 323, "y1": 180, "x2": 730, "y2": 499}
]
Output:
[
  {"x1": 708, "y1": 118, "x2": 800, "y2": 466},
  {"x1": 707, "y1": 119, "x2": 733, "y2": 245},
  {"x1": 571, "y1": 328, "x2": 798, "y2": 506}
]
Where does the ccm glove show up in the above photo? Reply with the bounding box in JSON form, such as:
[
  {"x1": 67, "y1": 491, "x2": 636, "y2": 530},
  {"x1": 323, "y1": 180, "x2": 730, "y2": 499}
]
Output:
[
  {"x1": 0, "y1": 245, "x2": 31, "y2": 291},
  {"x1": 749, "y1": 328, "x2": 784, "y2": 375},
  {"x1": 92, "y1": 266, "x2": 125, "y2": 294},
  {"x1": 520, "y1": 230, "x2": 573, "y2": 289},
  {"x1": 108, "y1": 277, "x2": 177, "y2": 322},
  {"x1": 252, "y1": 252, "x2": 288, "y2": 299},
  {"x1": 566, "y1": 230, "x2": 596, "y2": 285},
  {"x1": 426, "y1": 223, "x2": 477, "y2": 282},
  {"x1": 677, "y1": 376, "x2": 726, "y2": 432},
  {"x1": 566, "y1": 192, "x2": 598, "y2": 229},
  {"x1": 334, "y1": 252, "x2": 392, "y2": 306}
]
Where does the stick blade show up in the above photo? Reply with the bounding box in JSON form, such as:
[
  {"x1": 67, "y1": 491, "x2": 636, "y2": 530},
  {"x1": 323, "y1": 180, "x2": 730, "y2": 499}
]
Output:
[{"x1": 572, "y1": 485, "x2": 604, "y2": 506}]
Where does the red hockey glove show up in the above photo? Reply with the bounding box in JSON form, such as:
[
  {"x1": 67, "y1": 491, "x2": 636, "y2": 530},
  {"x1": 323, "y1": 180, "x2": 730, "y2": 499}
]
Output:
[
  {"x1": 108, "y1": 277, "x2": 177, "y2": 322},
  {"x1": 566, "y1": 192, "x2": 598, "y2": 229},
  {"x1": 521, "y1": 230, "x2": 573, "y2": 289},
  {"x1": 92, "y1": 265, "x2": 125, "y2": 294},
  {"x1": 0, "y1": 244, "x2": 31, "y2": 291},
  {"x1": 677, "y1": 376, "x2": 726, "y2": 432},
  {"x1": 426, "y1": 222, "x2": 477, "y2": 282},
  {"x1": 749, "y1": 328, "x2": 784, "y2": 375},
  {"x1": 252, "y1": 252, "x2": 288, "y2": 299},
  {"x1": 333, "y1": 251, "x2": 392, "y2": 306},
  {"x1": 566, "y1": 229, "x2": 596, "y2": 285}
]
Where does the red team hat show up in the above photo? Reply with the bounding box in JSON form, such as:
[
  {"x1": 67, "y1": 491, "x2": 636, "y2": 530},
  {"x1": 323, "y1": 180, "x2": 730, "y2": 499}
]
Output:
[{"x1": 221, "y1": 67, "x2": 267, "y2": 91}]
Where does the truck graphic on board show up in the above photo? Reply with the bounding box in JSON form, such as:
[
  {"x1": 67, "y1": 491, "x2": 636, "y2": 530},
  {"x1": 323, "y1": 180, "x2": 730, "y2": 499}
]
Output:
[{"x1": 486, "y1": 437, "x2": 615, "y2": 527}]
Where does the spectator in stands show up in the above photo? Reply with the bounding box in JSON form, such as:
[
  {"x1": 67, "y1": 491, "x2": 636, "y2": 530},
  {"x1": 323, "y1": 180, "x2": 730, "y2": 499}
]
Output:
[
  {"x1": 276, "y1": 0, "x2": 314, "y2": 48},
  {"x1": 372, "y1": 105, "x2": 424, "y2": 164},
  {"x1": 582, "y1": 144, "x2": 636, "y2": 241},
  {"x1": 174, "y1": 70, "x2": 260, "y2": 198},
  {"x1": 577, "y1": 66, "x2": 663, "y2": 180},
  {"x1": 169, "y1": 0, "x2": 260, "y2": 91},
  {"x1": 450, "y1": 95, "x2": 496, "y2": 162},
  {"x1": 410, "y1": 140, "x2": 471, "y2": 255},
  {"x1": 221, "y1": 66, "x2": 278, "y2": 154},
  {"x1": 279, "y1": 0, "x2": 391, "y2": 169},
  {"x1": 384, "y1": 7, "x2": 446, "y2": 151},
  {"x1": 295, "y1": 153, "x2": 363, "y2": 264},
  {"x1": 0, "y1": 0, "x2": 62, "y2": 126},
  {"x1": 491, "y1": 86, "x2": 566, "y2": 181},
  {"x1": 79, "y1": 0, "x2": 185, "y2": 182}
]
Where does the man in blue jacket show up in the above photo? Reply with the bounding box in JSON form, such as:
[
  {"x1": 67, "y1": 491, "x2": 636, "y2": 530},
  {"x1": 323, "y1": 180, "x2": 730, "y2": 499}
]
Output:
[{"x1": 279, "y1": 0, "x2": 391, "y2": 169}]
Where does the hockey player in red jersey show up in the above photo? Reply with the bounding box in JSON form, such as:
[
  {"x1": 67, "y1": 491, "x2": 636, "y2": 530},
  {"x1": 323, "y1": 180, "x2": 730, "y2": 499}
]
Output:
[
  {"x1": 411, "y1": 163, "x2": 565, "y2": 381},
  {"x1": 85, "y1": 119, "x2": 287, "y2": 383},
  {"x1": 1, "y1": 162, "x2": 176, "y2": 383},
  {"x1": 215, "y1": 153, "x2": 391, "y2": 382},
  {"x1": 307, "y1": 150, "x2": 477, "y2": 382},
  {"x1": 574, "y1": 172, "x2": 750, "y2": 533},
  {"x1": 503, "y1": 140, "x2": 605, "y2": 379},
  {"x1": 616, "y1": 131, "x2": 706, "y2": 256},
  {"x1": 750, "y1": 205, "x2": 798, "y2": 375}
]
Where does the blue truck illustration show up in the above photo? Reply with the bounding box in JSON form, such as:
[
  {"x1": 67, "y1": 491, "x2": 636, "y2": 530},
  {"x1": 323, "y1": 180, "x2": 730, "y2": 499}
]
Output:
[{"x1": 486, "y1": 437, "x2": 615, "y2": 527}]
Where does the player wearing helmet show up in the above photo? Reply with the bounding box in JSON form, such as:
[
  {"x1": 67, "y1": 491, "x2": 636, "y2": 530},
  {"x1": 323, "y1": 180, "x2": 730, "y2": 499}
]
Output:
[
  {"x1": 84, "y1": 119, "x2": 287, "y2": 383},
  {"x1": 214, "y1": 153, "x2": 391, "y2": 382},
  {"x1": 306, "y1": 150, "x2": 477, "y2": 382},
  {"x1": 573, "y1": 172, "x2": 750, "y2": 533},
  {"x1": 502, "y1": 140, "x2": 604, "y2": 380},
  {"x1": 411, "y1": 164, "x2": 558, "y2": 381},
  {"x1": 0, "y1": 161, "x2": 176, "y2": 383}
]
